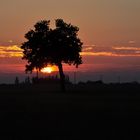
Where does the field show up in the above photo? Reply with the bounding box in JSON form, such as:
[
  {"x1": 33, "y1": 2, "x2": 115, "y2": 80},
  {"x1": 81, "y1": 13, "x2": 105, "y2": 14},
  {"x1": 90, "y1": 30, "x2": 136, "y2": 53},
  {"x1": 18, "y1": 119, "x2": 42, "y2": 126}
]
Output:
[{"x1": 0, "y1": 83, "x2": 139, "y2": 140}]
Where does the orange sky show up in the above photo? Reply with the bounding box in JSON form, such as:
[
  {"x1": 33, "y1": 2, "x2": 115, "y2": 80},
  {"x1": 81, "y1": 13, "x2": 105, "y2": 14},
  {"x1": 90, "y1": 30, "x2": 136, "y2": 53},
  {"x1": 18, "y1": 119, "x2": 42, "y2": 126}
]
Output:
[
  {"x1": 0, "y1": 0, "x2": 140, "y2": 83},
  {"x1": 0, "y1": 0, "x2": 140, "y2": 45},
  {"x1": 1, "y1": 44, "x2": 140, "y2": 73}
]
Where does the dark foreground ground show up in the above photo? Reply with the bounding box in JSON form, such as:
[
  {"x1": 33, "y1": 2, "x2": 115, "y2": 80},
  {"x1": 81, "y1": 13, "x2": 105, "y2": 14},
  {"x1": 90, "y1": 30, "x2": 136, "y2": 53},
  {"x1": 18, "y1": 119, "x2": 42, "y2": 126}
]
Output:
[{"x1": 0, "y1": 83, "x2": 139, "y2": 140}]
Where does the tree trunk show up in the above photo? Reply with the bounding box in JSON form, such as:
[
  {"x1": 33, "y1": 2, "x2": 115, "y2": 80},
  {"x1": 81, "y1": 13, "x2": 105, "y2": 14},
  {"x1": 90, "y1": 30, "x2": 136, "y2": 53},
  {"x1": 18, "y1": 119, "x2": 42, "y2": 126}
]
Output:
[{"x1": 58, "y1": 63, "x2": 65, "y2": 92}]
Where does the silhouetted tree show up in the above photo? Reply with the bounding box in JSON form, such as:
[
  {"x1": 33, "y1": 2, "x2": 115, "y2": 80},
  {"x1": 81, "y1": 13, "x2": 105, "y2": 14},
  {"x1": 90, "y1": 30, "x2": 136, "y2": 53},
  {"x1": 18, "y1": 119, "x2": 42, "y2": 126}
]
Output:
[
  {"x1": 15, "y1": 76, "x2": 19, "y2": 85},
  {"x1": 21, "y1": 19, "x2": 83, "y2": 92},
  {"x1": 25, "y1": 76, "x2": 31, "y2": 85},
  {"x1": 21, "y1": 20, "x2": 50, "y2": 78}
]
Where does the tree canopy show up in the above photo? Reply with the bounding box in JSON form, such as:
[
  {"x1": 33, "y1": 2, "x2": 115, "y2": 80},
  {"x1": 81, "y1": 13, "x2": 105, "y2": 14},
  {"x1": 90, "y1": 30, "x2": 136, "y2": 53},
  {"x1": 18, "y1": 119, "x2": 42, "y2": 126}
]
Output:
[
  {"x1": 21, "y1": 19, "x2": 83, "y2": 91},
  {"x1": 21, "y1": 19, "x2": 82, "y2": 72}
]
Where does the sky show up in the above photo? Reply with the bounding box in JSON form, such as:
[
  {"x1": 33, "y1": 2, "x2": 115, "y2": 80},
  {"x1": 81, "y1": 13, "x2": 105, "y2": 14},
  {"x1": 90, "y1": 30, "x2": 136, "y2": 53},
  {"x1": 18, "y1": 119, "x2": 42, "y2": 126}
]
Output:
[{"x1": 0, "y1": 0, "x2": 140, "y2": 83}]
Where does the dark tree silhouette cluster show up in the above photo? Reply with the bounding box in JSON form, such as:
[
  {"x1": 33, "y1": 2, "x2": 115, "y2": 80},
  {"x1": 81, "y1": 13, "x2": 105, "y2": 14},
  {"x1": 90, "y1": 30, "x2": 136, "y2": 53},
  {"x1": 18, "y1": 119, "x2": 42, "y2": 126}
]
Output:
[{"x1": 21, "y1": 19, "x2": 83, "y2": 91}]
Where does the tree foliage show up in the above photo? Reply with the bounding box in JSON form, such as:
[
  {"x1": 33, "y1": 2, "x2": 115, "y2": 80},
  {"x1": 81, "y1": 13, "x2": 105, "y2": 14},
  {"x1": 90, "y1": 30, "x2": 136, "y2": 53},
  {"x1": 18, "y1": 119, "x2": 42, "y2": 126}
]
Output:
[
  {"x1": 21, "y1": 19, "x2": 82, "y2": 72},
  {"x1": 21, "y1": 20, "x2": 51, "y2": 72},
  {"x1": 21, "y1": 19, "x2": 83, "y2": 91}
]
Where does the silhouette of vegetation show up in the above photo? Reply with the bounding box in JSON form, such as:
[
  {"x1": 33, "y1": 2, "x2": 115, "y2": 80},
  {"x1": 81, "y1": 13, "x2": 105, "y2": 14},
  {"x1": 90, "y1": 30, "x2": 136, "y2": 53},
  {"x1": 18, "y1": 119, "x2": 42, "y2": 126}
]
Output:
[
  {"x1": 32, "y1": 75, "x2": 70, "y2": 85},
  {"x1": 0, "y1": 81, "x2": 139, "y2": 139},
  {"x1": 14, "y1": 76, "x2": 19, "y2": 85},
  {"x1": 21, "y1": 19, "x2": 83, "y2": 92},
  {"x1": 25, "y1": 76, "x2": 31, "y2": 85}
]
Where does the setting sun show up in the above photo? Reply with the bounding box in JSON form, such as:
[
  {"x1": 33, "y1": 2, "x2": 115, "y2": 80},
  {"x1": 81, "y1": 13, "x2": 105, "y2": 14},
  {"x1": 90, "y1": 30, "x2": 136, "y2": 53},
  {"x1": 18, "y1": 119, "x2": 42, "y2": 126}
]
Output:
[
  {"x1": 41, "y1": 67, "x2": 53, "y2": 73},
  {"x1": 41, "y1": 66, "x2": 58, "y2": 73}
]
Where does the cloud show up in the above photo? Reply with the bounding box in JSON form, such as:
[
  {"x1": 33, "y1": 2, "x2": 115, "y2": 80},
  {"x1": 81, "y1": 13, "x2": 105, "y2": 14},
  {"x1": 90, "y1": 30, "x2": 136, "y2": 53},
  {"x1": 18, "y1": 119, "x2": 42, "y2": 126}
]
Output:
[
  {"x1": 1, "y1": 44, "x2": 140, "y2": 58},
  {"x1": 83, "y1": 44, "x2": 95, "y2": 51},
  {"x1": 8, "y1": 40, "x2": 13, "y2": 43},
  {"x1": 83, "y1": 44, "x2": 96, "y2": 47},
  {"x1": 81, "y1": 52, "x2": 115, "y2": 56},
  {"x1": 83, "y1": 47, "x2": 93, "y2": 51},
  {"x1": 81, "y1": 51, "x2": 140, "y2": 57},
  {"x1": 82, "y1": 45, "x2": 140, "y2": 57},
  {"x1": 128, "y1": 40, "x2": 136, "y2": 44},
  {"x1": 0, "y1": 45, "x2": 23, "y2": 58},
  {"x1": 112, "y1": 46, "x2": 140, "y2": 51},
  {"x1": 111, "y1": 46, "x2": 140, "y2": 56}
]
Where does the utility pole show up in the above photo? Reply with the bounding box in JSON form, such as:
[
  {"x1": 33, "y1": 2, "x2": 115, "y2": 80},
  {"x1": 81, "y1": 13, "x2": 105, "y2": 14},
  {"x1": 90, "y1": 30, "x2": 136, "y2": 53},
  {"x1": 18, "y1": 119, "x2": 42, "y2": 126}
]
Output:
[
  {"x1": 118, "y1": 76, "x2": 120, "y2": 83},
  {"x1": 100, "y1": 74, "x2": 103, "y2": 82}
]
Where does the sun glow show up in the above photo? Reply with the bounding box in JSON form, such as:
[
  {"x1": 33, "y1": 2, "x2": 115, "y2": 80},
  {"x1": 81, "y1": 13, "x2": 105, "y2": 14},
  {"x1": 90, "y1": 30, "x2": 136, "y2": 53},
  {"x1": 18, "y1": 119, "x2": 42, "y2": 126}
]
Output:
[
  {"x1": 41, "y1": 67, "x2": 53, "y2": 73},
  {"x1": 41, "y1": 66, "x2": 56, "y2": 73}
]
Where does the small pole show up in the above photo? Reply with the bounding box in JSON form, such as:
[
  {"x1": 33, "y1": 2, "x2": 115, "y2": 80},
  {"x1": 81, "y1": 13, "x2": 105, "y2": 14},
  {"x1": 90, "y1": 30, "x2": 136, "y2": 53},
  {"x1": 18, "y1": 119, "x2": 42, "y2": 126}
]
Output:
[
  {"x1": 74, "y1": 72, "x2": 76, "y2": 85},
  {"x1": 100, "y1": 74, "x2": 103, "y2": 82},
  {"x1": 118, "y1": 76, "x2": 120, "y2": 83}
]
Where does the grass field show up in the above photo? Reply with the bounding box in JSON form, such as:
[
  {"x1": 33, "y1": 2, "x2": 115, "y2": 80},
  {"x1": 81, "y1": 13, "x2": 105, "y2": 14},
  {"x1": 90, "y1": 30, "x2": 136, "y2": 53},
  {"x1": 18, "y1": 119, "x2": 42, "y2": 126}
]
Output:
[{"x1": 0, "y1": 84, "x2": 139, "y2": 140}]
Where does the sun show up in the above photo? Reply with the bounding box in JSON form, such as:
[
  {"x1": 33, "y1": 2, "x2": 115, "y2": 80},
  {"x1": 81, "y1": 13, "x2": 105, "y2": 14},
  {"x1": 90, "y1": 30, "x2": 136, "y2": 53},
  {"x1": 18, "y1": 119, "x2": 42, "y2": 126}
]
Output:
[{"x1": 41, "y1": 67, "x2": 53, "y2": 73}]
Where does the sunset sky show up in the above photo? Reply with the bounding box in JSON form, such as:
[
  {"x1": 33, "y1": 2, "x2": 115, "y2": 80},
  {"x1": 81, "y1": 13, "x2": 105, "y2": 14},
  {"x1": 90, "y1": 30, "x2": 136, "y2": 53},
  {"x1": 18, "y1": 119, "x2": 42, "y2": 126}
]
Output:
[{"x1": 0, "y1": 0, "x2": 140, "y2": 83}]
